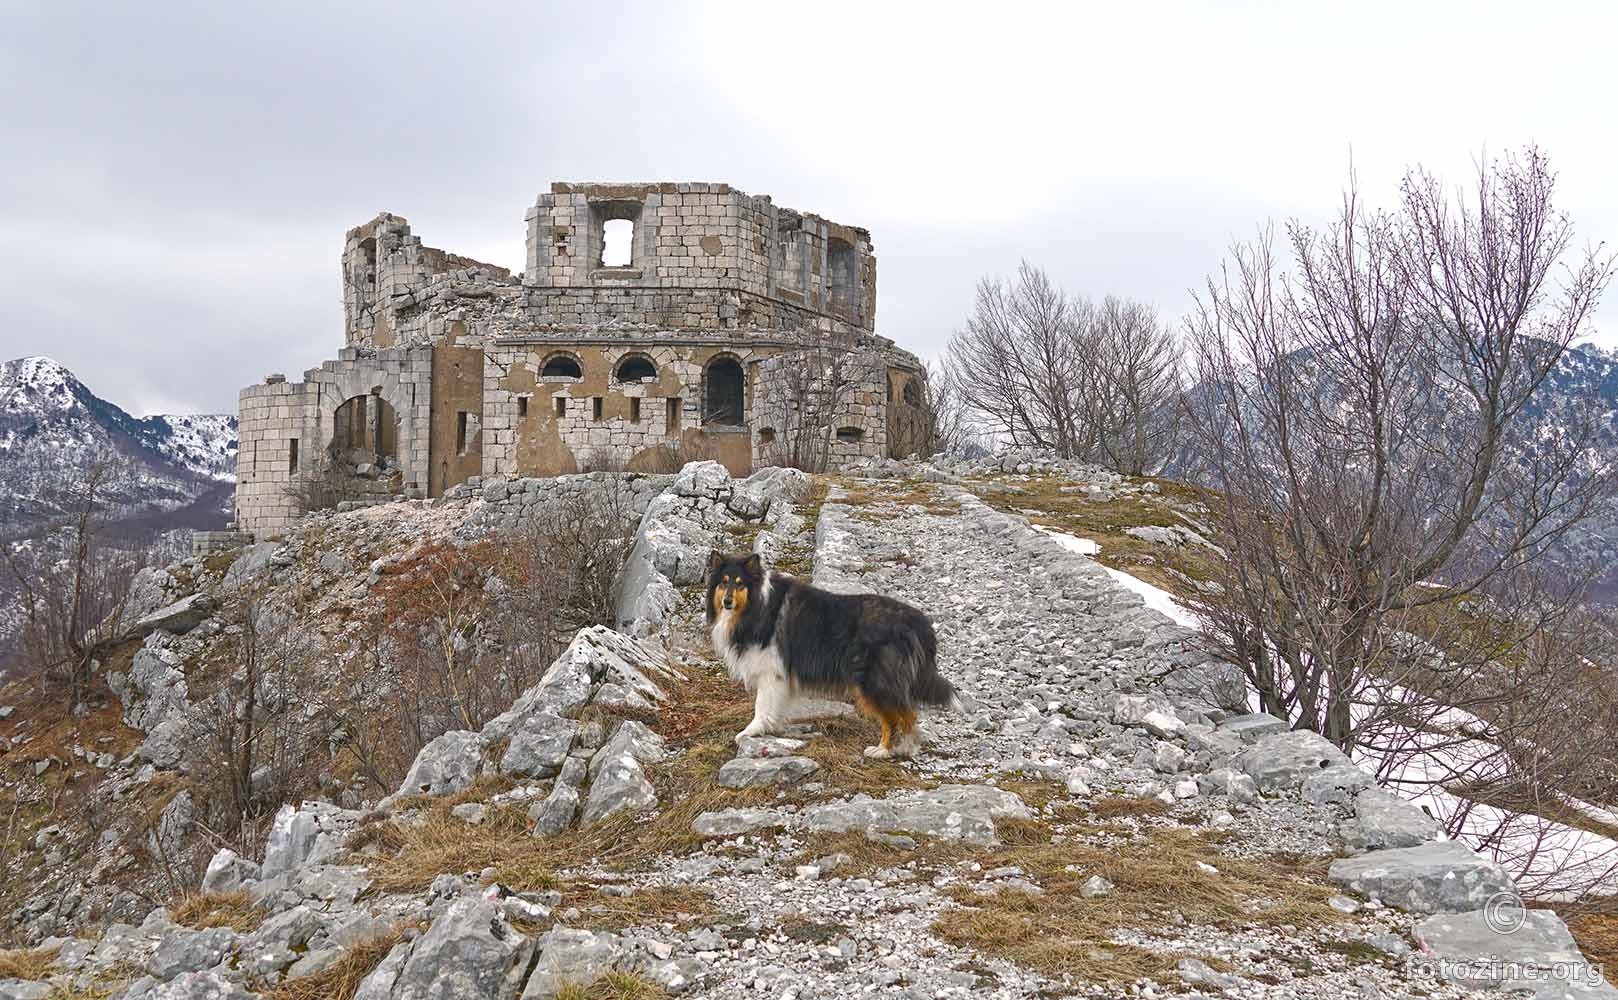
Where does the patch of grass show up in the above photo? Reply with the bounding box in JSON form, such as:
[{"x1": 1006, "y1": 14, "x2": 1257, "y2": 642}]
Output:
[
  {"x1": 1552, "y1": 905, "x2": 1618, "y2": 971},
  {"x1": 0, "y1": 944, "x2": 59, "y2": 980},
  {"x1": 268, "y1": 922, "x2": 424, "y2": 1000},
  {"x1": 1089, "y1": 796, "x2": 1171, "y2": 821},
  {"x1": 560, "y1": 885, "x2": 716, "y2": 930},
  {"x1": 168, "y1": 891, "x2": 266, "y2": 933},
  {"x1": 932, "y1": 825, "x2": 1343, "y2": 987},
  {"x1": 968, "y1": 473, "x2": 1223, "y2": 598},
  {"x1": 554, "y1": 971, "x2": 667, "y2": 1000}
]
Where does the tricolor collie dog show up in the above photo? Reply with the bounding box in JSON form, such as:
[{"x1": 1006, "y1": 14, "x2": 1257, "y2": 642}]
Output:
[{"x1": 706, "y1": 551, "x2": 957, "y2": 759}]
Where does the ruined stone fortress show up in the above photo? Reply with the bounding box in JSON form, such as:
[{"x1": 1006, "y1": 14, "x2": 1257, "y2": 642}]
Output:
[{"x1": 233, "y1": 182, "x2": 928, "y2": 536}]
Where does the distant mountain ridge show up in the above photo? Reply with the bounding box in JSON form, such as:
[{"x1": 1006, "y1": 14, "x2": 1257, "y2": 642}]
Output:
[{"x1": 0, "y1": 355, "x2": 237, "y2": 537}]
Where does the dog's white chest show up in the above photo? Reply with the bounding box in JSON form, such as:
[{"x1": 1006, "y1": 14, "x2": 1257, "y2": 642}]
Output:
[{"x1": 711, "y1": 614, "x2": 785, "y2": 691}]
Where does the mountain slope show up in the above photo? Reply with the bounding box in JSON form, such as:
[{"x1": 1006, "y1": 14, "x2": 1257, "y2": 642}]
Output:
[{"x1": 0, "y1": 356, "x2": 237, "y2": 536}]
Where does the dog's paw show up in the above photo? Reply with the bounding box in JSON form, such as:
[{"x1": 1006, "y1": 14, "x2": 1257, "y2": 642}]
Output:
[
  {"x1": 735, "y1": 726, "x2": 764, "y2": 743},
  {"x1": 862, "y1": 745, "x2": 894, "y2": 760}
]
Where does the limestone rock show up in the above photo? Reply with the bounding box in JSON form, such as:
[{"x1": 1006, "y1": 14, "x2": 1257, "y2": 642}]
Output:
[
  {"x1": 391, "y1": 896, "x2": 532, "y2": 1000},
  {"x1": 1217, "y1": 713, "x2": 1290, "y2": 743},
  {"x1": 715, "y1": 755, "x2": 819, "y2": 789},
  {"x1": 802, "y1": 785, "x2": 1031, "y2": 847},
  {"x1": 127, "y1": 593, "x2": 218, "y2": 639},
  {"x1": 1413, "y1": 909, "x2": 1618, "y2": 998},
  {"x1": 1235, "y1": 730, "x2": 1353, "y2": 794},
  {"x1": 499, "y1": 714, "x2": 578, "y2": 779},
  {"x1": 147, "y1": 926, "x2": 238, "y2": 981},
  {"x1": 395, "y1": 730, "x2": 487, "y2": 798},
  {"x1": 1328, "y1": 840, "x2": 1516, "y2": 914},
  {"x1": 692, "y1": 808, "x2": 789, "y2": 838},
  {"x1": 200, "y1": 848, "x2": 260, "y2": 895},
  {"x1": 521, "y1": 927, "x2": 625, "y2": 1000},
  {"x1": 1339, "y1": 788, "x2": 1442, "y2": 854},
  {"x1": 1302, "y1": 763, "x2": 1372, "y2": 808}
]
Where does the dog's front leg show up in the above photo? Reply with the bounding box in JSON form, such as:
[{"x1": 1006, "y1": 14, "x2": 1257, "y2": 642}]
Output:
[{"x1": 736, "y1": 673, "x2": 792, "y2": 742}]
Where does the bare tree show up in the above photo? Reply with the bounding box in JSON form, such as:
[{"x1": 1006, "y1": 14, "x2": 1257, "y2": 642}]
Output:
[
  {"x1": 943, "y1": 264, "x2": 1182, "y2": 470},
  {"x1": 3, "y1": 451, "x2": 149, "y2": 708},
  {"x1": 1185, "y1": 148, "x2": 1616, "y2": 749},
  {"x1": 1090, "y1": 296, "x2": 1184, "y2": 475},
  {"x1": 757, "y1": 349, "x2": 857, "y2": 473}
]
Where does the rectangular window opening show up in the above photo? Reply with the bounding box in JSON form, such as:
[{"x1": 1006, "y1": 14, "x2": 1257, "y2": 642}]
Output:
[
  {"x1": 288, "y1": 437, "x2": 300, "y2": 473},
  {"x1": 592, "y1": 397, "x2": 604, "y2": 421},
  {"x1": 665, "y1": 397, "x2": 682, "y2": 435},
  {"x1": 629, "y1": 397, "x2": 641, "y2": 423},
  {"x1": 456, "y1": 412, "x2": 469, "y2": 455},
  {"x1": 555, "y1": 396, "x2": 567, "y2": 417},
  {"x1": 517, "y1": 396, "x2": 528, "y2": 417}
]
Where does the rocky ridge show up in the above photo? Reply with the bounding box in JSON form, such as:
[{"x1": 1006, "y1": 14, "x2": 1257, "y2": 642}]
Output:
[{"x1": 0, "y1": 459, "x2": 1611, "y2": 999}]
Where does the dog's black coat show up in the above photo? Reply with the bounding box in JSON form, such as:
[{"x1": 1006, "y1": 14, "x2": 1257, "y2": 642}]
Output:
[{"x1": 706, "y1": 552, "x2": 955, "y2": 711}]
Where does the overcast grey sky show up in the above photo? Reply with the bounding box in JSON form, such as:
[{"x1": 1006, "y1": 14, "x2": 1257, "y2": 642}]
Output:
[{"x1": 2, "y1": 1, "x2": 1614, "y2": 416}]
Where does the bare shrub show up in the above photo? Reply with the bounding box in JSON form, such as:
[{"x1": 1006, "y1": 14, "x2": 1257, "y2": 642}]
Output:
[
  {"x1": 343, "y1": 481, "x2": 639, "y2": 793},
  {"x1": 2, "y1": 451, "x2": 151, "y2": 708},
  {"x1": 1185, "y1": 147, "x2": 1615, "y2": 749}
]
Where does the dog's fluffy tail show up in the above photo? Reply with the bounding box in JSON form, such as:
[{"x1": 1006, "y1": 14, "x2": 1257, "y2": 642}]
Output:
[{"x1": 913, "y1": 669, "x2": 961, "y2": 711}]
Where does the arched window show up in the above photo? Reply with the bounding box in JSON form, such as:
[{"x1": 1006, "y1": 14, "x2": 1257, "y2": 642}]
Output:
[
  {"x1": 702, "y1": 357, "x2": 745, "y2": 426},
  {"x1": 615, "y1": 354, "x2": 657, "y2": 383},
  {"x1": 333, "y1": 393, "x2": 397, "y2": 461},
  {"x1": 541, "y1": 354, "x2": 582, "y2": 380}
]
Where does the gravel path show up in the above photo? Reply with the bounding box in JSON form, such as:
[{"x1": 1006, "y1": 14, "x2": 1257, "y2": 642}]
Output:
[{"x1": 646, "y1": 479, "x2": 1474, "y2": 1000}]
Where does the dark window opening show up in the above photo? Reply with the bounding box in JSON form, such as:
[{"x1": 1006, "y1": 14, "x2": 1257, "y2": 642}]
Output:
[
  {"x1": 828, "y1": 238, "x2": 857, "y2": 313},
  {"x1": 456, "y1": 412, "x2": 469, "y2": 455},
  {"x1": 666, "y1": 397, "x2": 682, "y2": 435},
  {"x1": 836, "y1": 426, "x2": 865, "y2": 443},
  {"x1": 902, "y1": 379, "x2": 922, "y2": 406},
  {"x1": 757, "y1": 427, "x2": 776, "y2": 445},
  {"x1": 555, "y1": 397, "x2": 568, "y2": 417},
  {"x1": 517, "y1": 396, "x2": 528, "y2": 417},
  {"x1": 629, "y1": 398, "x2": 641, "y2": 423},
  {"x1": 702, "y1": 358, "x2": 745, "y2": 426},
  {"x1": 601, "y1": 219, "x2": 633, "y2": 267},
  {"x1": 615, "y1": 355, "x2": 657, "y2": 383},
  {"x1": 592, "y1": 397, "x2": 604, "y2": 421},
  {"x1": 288, "y1": 438, "x2": 300, "y2": 473},
  {"x1": 541, "y1": 355, "x2": 582, "y2": 379}
]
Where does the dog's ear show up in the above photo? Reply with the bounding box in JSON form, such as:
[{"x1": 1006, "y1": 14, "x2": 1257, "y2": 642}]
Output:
[
  {"x1": 706, "y1": 550, "x2": 724, "y2": 575},
  {"x1": 743, "y1": 553, "x2": 763, "y2": 578}
]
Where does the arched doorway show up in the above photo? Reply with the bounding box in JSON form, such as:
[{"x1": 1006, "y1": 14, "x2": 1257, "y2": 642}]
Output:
[
  {"x1": 332, "y1": 393, "x2": 398, "y2": 465},
  {"x1": 702, "y1": 357, "x2": 744, "y2": 426}
]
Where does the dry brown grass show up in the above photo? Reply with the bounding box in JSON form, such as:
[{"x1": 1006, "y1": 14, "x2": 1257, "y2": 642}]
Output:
[
  {"x1": 1088, "y1": 796, "x2": 1171, "y2": 821},
  {"x1": 967, "y1": 474, "x2": 1223, "y2": 598},
  {"x1": 0, "y1": 944, "x2": 58, "y2": 980},
  {"x1": 932, "y1": 825, "x2": 1343, "y2": 987},
  {"x1": 1552, "y1": 906, "x2": 1618, "y2": 972},
  {"x1": 559, "y1": 885, "x2": 717, "y2": 930},
  {"x1": 168, "y1": 891, "x2": 266, "y2": 933},
  {"x1": 268, "y1": 922, "x2": 424, "y2": 1000},
  {"x1": 554, "y1": 971, "x2": 668, "y2": 1000}
]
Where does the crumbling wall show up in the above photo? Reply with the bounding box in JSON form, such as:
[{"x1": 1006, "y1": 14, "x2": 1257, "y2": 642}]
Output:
[
  {"x1": 524, "y1": 182, "x2": 876, "y2": 333},
  {"x1": 235, "y1": 347, "x2": 433, "y2": 535},
  {"x1": 750, "y1": 348, "x2": 892, "y2": 469},
  {"x1": 342, "y1": 214, "x2": 513, "y2": 349}
]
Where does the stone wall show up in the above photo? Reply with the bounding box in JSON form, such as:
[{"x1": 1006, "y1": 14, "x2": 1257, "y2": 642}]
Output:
[
  {"x1": 235, "y1": 347, "x2": 433, "y2": 536},
  {"x1": 750, "y1": 348, "x2": 892, "y2": 467}
]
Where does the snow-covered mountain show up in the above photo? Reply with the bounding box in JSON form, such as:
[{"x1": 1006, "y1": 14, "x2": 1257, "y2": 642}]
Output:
[{"x1": 0, "y1": 355, "x2": 237, "y2": 538}]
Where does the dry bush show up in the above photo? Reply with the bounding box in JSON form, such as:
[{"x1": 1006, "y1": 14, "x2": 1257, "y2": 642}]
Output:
[
  {"x1": 629, "y1": 437, "x2": 721, "y2": 474},
  {"x1": 168, "y1": 891, "x2": 265, "y2": 933},
  {"x1": 3, "y1": 451, "x2": 152, "y2": 708}
]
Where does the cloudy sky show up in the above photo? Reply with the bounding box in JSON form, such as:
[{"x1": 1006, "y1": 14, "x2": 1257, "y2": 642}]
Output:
[{"x1": 2, "y1": 1, "x2": 1614, "y2": 415}]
